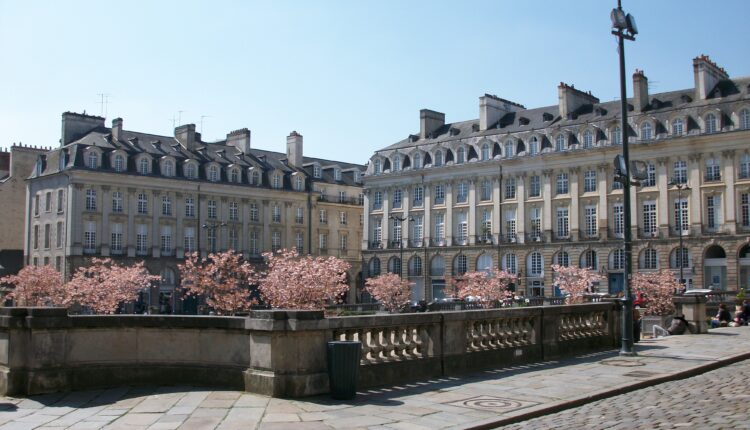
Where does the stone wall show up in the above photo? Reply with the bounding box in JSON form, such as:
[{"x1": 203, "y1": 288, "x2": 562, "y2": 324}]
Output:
[{"x1": 0, "y1": 303, "x2": 620, "y2": 398}]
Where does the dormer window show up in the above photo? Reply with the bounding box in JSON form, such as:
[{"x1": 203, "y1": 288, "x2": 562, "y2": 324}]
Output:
[
  {"x1": 640, "y1": 122, "x2": 653, "y2": 140},
  {"x1": 374, "y1": 159, "x2": 382, "y2": 174},
  {"x1": 434, "y1": 150, "x2": 443, "y2": 167},
  {"x1": 138, "y1": 157, "x2": 150, "y2": 175},
  {"x1": 612, "y1": 126, "x2": 622, "y2": 145},
  {"x1": 272, "y1": 173, "x2": 282, "y2": 189},
  {"x1": 740, "y1": 108, "x2": 750, "y2": 130},
  {"x1": 294, "y1": 175, "x2": 304, "y2": 191},
  {"x1": 87, "y1": 151, "x2": 98, "y2": 169},
  {"x1": 583, "y1": 130, "x2": 594, "y2": 148},
  {"x1": 529, "y1": 137, "x2": 539, "y2": 155},
  {"x1": 113, "y1": 154, "x2": 125, "y2": 172},
  {"x1": 504, "y1": 140, "x2": 514, "y2": 158},
  {"x1": 230, "y1": 168, "x2": 239, "y2": 183},
  {"x1": 671, "y1": 118, "x2": 684, "y2": 136},
  {"x1": 185, "y1": 163, "x2": 197, "y2": 179},
  {"x1": 393, "y1": 155, "x2": 401, "y2": 171},
  {"x1": 413, "y1": 153, "x2": 422, "y2": 169},
  {"x1": 313, "y1": 165, "x2": 322, "y2": 178},
  {"x1": 481, "y1": 143, "x2": 490, "y2": 161},
  {"x1": 354, "y1": 170, "x2": 361, "y2": 183},
  {"x1": 163, "y1": 160, "x2": 174, "y2": 177},
  {"x1": 704, "y1": 113, "x2": 718, "y2": 134},
  {"x1": 334, "y1": 169, "x2": 341, "y2": 181},
  {"x1": 208, "y1": 165, "x2": 220, "y2": 182},
  {"x1": 456, "y1": 147, "x2": 465, "y2": 164},
  {"x1": 555, "y1": 134, "x2": 566, "y2": 151}
]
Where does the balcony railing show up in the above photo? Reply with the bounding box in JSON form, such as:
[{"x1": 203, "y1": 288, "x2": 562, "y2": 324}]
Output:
[
  {"x1": 368, "y1": 241, "x2": 383, "y2": 250},
  {"x1": 474, "y1": 235, "x2": 494, "y2": 245},
  {"x1": 429, "y1": 238, "x2": 447, "y2": 247},
  {"x1": 552, "y1": 233, "x2": 571, "y2": 242},
  {"x1": 525, "y1": 232, "x2": 545, "y2": 243},
  {"x1": 638, "y1": 228, "x2": 659, "y2": 239},
  {"x1": 408, "y1": 238, "x2": 424, "y2": 248},
  {"x1": 499, "y1": 233, "x2": 518, "y2": 244},
  {"x1": 389, "y1": 240, "x2": 402, "y2": 249},
  {"x1": 454, "y1": 237, "x2": 469, "y2": 246},
  {"x1": 580, "y1": 231, "x2": 599, "y2": 240}
]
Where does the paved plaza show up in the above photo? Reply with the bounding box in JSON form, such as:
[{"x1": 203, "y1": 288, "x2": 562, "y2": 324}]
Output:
[{"x1": 1, "y1": 327, "x2": 750, "y2": 430}]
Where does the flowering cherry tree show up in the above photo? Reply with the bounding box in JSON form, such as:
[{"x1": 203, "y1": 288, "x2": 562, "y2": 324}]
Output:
[
  {"x1": 259, "y1": 248, "x2": 351, "y2": 310},
  {"x1": 552, "y1": 264, "x2": 603, "y2": 304},
  {"x1": 632, "y1": 269, "x2": 679, "y2": 316},
  {"x1": 179, "y1": 251, "x2": 259, "y2": 315},
  {"x1": 454, "y1": 269, "x2": 517, "y2": 308},
  {"x1": 364, "y1": 273, "x2": 412, "y2": 313},
  {"x1": 66, "y1": 258, "x2": 160, "y2": 314},
  {"x1": 0, "y1": 265, "x2": 65, "y2": 306}
]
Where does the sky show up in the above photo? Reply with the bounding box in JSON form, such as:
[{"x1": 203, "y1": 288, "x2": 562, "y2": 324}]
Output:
[{"x1": 1, "y1": 0, "x2": 749, "y2": 165}]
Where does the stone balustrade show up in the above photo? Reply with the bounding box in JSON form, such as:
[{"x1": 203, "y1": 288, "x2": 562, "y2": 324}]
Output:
[{"x1": 1, "y1": 303, "x2": 620, "y2": 398}]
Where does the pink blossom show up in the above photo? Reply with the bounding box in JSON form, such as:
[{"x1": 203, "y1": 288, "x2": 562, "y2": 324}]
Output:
[
  {"x1": 364, "y1": 273, "x2": 412, "y2": 313},
  {"x1": 453, "y1": 269, "x2": 517, "y2": 308},
  {"x1": 552, "y1": 264, "x2": 603, "y2": 304},
  {"x1": 632, "y1": 269, "x2": 679, "y2": 316},
  {"x1": 0, "y1": 265, "x2": 65, "y2": 306}
]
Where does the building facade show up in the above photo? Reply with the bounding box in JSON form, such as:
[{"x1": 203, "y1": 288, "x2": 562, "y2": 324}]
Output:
[
  {"x1": 363, "y1": 56, "x2": 750, "y2": 301},
  {"x1": 26, "y1": 112, "x2": 365, "y2": 313},
  {"x1": 0, "y1": 144, "x2": 50, "y2": 276}
]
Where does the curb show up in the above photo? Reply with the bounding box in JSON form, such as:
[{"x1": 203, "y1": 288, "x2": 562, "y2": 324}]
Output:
[{"x1": 463, "y1": 350, "x2": 750, "y2": 430}]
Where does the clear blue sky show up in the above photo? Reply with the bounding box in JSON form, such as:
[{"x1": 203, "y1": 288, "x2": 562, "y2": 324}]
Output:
[{"x1": 1, "y1": 1, "x2": 748, "y2": 164}]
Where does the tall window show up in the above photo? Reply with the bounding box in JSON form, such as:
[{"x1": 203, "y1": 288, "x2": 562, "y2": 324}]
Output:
[
  {"x1": 33, "y1": 225, "x2": 39, "y2": 249},
  {"x1": 271, "y1": 231, "x2": 281, "y2": 252},
  {"x1": 84, "y1": 221, "x2": 96, "y2": 253},
  {"x1": 529, "y1": 137, "x2": 540, "y2": 155},
  {"x1": 555, "y1": 134, "x2": 566, "y2": 151},
  {"x1": 554, "y1": 251, "x2": 570, "y2": 267},
  {"x1": 160, "y1": 226, "x2": 173, "y2": 255},
  {"x1": 392, "y1": 189, "x2": 403, "y2": 208},
  {"x1": 56, "y1": 221, "x2": 63, "y2": 248},
  {"x1": 612, "y1": 126, "x2": 622, "y2": 145},
  {"x1": 392, "y1": 218, "x2": 402, "y2": 242},
  {"x1": 529, "y1": 175, "x2": 541, "y2": 198},
  {"x1": 671, "y1": 118, "x2": 684, "y2": 136},
  {"x1": 162, "y1": 195, "x2": 172, "y2": 216},
  {"x1": 556, "y1": 207, "x2": 569, "y2": 238},
  {"x1": 456, "y1": 182, "x2": 468, "y2": 203},
  {"x1": 339, "y1": 191, "x2": 347, "y2": 204},
  {"x1": 644, "y1": 163, "x2": 656, "y2": 187},
  {"x1": 207, "y1": 227, "x2": 217, "y2": 252},
  {"x1": 207, "y1": 200, "x2": 217, "y2": 219},
  {"x1": 741, "y1": 109, "x2": 750, "y2": 130},
  {"x1": 250, "y1": 203, "x2": 259, "y2": 222},
  {"x1": 228, "y1": 228, "x2": 238, "y2": 250},
  {"x1": 373, "y1": 159, "x2": 382, "y2": 174},
  {"x1": 139, "y1": 158, "x2": 149, "y2": 175},
  {"x1": 373, "y1": 218, "x2": 382, "y2": 242},
  {"x1": 581, "y1": 249, "x2": 597, "y2": 269},
  {"x1": 114, "y1": 154, "x2": 125, "y2": 172},
  {"x1": 85, "y1": 189, "x2": 97, "y2": 211},
  {"x1": 413, "y1": 153, "x2": 422, "y2": 169},
  {"x1": 674, "y1": 198, "x2": 689, "y2": 233},
  {"x1": 57, "y1": 190, "x2": 64, "y2": 213},
  {"x1": 613, "y1": 203, "x2": 624, "y2": 237},
  {"x1": 643, "y1": 201, "x2": 656, "y2": 234},
  {"x1": 434, "y1": 150, "x2": 443, "y2": 167},
  {"x1": 87, "y1": 151, "x2": 98, "y2": 169},
  {"x1": 480, "y1": 211, "x2": 491, "y2": 241},
  {"x1": 504, "y1": 140, "x2": 514, "y2": 158},
  {"x1": 136, "y1": 224, "x2": 148, "y2": 255},
  {"x1": 584, "y1": 170, "x2": 597, "y2": 193},
  {"x1": 704, "y1": 113, "x2": 717, "y2": 134},
  {"x1": 272, "y1": 174, "x2": 282, "y2": 189},
  {"x1": 454, "y1": 255, "x2": 468, "y2": 275},
  {"x1": 185, "y1": 197, "x2": 195, "y2": 217},
  {"x1": 319, "y1": 209, "x2": 328, "y2": 224},
  {"x1": 137, "y1": 193, "x2": 148, "y2": 214},
  {"x1": 339, "y1": 211, "x2": 347, "y2": 225},
  {"x1": 295, "y1": 207, "x2": 303, "y2": 224},
  {"x1": 112, "y1": 191, "x2": 123, "y2": 213},
  {"x1": 248, "y1": 230, "x2": 259, "y2": 255},
  {"x1": 45, "y1": 192, "x2": 51, "y2": 212},
  {"x1": 739, "y1": 154, "x2": 750, "y2": 179},
  {"x1": 643, "y1": 248, "x2": 658, "y2": 270},
  {"x1": 434, "y1": 213, "x2": 445, "y2": 240},
  {"x1": 529, "y1": 207, "x2": 541, "y2": 239},
  {"x1": 230, "y1": 168, "x2": 239, "y2": 183},
  {"x1": 208, "y1": 165, "x2": 219, "y2": 182},
  {"x1": 480, "y1": 180, "x2": 491, "y2": 201},
  {"x1": 673, "y1": 247, "x2": 689, "y2": 269},
  {"x1": 583, "y1": 129, "x2": 594, "y2": 148},
  {"x1": 184, "y1": 227, "x2": 196, "y2": 253},
  {"x1": 111, "y1": 223, "x2": 123, "y2": 253},
  {"x1": 294, "y1": 175, "x2": 303, "y2": 191},
  {"x1": 705, "y1": 158, "x2": 721, "y2": 181},
  {"x1": 251, "y1": 170, "x2": 260, "y2": 185},
  {"x1": 185, "y1": 163, "x2": 196, "y2": 179},
  {"x1": 504, "y1": 209, "x2": 517, "y2": 241},
  {"x1": 373, "y1": 191, "x2": 383, "y2": 209},
  {"x1": 481, "y1": 143, "x2": 490, "y2": 161},
  {"x1": 505, "y1": 177, "x2": 516, "y2": 199},
  {"x1": 229, "y1": 201, "x2": 239, "y2": 221},
  {"x1": 272, "y1": 204, "x2": 281, "y2": 222},
  {"x1": 556, "y1": 173, "x2": 569, "y2": 195},
  {"x1": 434, "y1": 185, "x2": 445, "y2": 205},
  {"x1": 44, "y1": 224, "x2": 50, "y2": 249},
  {"x1": 413, "y1": 186, "x2": 424, "y2": 206},
  {"x1": 640, "y1": 122, "x2": 652, "y2": 140},
  {"x1": 529, "y1": 252, "x2": 543, "y2": 276},
  {"x1": 34, "y1": 195, "x2": 39, "y2": 216},
  {"x1": 504, "y1": 253, "x2": 517, "y2": 274},
  {"x1": 313, "y1": 165, "x2": 321, "y2": 178},
  {"x1": 456, "y1": 212, "x2": 468, "y2": 243},
  {"x1": 412, "y1": 215, "x2": 424, "y2": 242},
  {"x1": 295, "y1": 232, "x2": 304, "y2": 254},
  {"x1": 319, "y1": 233, "x2": 328, "y2": 250},
  {"x1": 584, "y1": 205, "x2": 598, "y2": 237},
  {"x1": 456, "y1": 147, "x2": 465, "y2": 164},
  {"x1": 163, "y1": 160, "x2": 174, "y2": 177},
  {"x1": 742, "y1": 193, "x2": 750, "y2": 228},
  {"x1": 611, "y1": 249, "x2": 625, "y2": 270},
  {"x1": 673, "y1": 161, "x2": 688, "y2": 184},
  {"x1": 706, "y1": 195, "x2": 720, "y2": 229}
]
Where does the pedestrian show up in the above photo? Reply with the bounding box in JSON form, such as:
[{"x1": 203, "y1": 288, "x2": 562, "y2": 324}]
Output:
[
  {"x1": 742, "y1": 300, "x2": 750, "y2": 325},
  {"x1": 633, "y1": 306, "x2": 641, "y2": 343},
  {"x1": 711, "y1": 303, "x2": 732, "y2": 328}
]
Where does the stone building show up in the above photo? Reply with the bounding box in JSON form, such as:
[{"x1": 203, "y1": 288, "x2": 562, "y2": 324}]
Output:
[
  {"x1": 25, "y1": 112, "x2": 365, "y2": 313},
  {"x1": 0, "y1": 144, "x2": 51, "y2": 276},
  {"x1": 362, "y1": 55, "x2": 750, "y2": 301}
]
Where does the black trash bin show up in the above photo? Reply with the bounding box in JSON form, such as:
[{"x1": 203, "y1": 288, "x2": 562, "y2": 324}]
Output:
[{"x1": 327, "y1": 340, "x2": 362, "y2": 400}]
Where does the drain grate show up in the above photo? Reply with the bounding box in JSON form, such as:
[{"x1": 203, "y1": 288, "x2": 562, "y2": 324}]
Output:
[
  {"x1": 448, "y1": 395, "x2": 538, "y2": 412},
  {"x1": 601, "y1": 358, "x2": 646, "y2": 367},
  {"x1": 623, "y1": 370, "x2": 660, "y2": 378}
]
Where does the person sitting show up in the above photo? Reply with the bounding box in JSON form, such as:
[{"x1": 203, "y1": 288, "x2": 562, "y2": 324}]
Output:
[
  {"x1": 667, "y1": 315, "x2": 689, "y2": 335},
  {"x1": 742, "y1": 300, "x2": 750, "y2": 326},
  {"x1": 729, "y1": 310, "x2": 745, "y2": 327},
  {"x1": 711, "y1": 303, "x2": 732, "y2": 328}
]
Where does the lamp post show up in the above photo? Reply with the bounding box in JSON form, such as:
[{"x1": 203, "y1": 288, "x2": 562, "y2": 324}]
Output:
[
  {"x1": 668, "y1": 180, "x2": 691, "y2": 291},
  {"x1": 389, "y1": 214, "x2": 413, "y2": 278},
  {"x1": 201, "y1": 221, "x2": 227, "y2": 253},
  {"x1": 611, "y1": 0, "x2": 638, "y2": 356}
]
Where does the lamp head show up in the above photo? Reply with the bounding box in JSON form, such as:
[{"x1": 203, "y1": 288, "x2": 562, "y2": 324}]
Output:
[{"x1": 610, "y1": 8, "x2": 627, "y2": 30}]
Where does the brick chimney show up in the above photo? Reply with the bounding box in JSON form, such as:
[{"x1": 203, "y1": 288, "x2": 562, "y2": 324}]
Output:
[
  {"x1": 60, "y1": 112, "x2": 105, "y2": 146},
  {"x1": 226, "y1": 128, "x2": 251, "y2": 155},
  {"x1": 479, "y1": 94, "x2": 524, "y2": 131},
  {"x1": 111, "y1": 118, "x2": 123, "y2": 141},
  {"x1": 286, "y1": 131, "x2": 303, "y2": 167},
  {"x1": 420, "y1": 109, "x2": 445, "y2": 139},
  {"x1": 632, "y1": 70, "x2": 649, "y2": 113},
  {"x1": 558, "y1": 83, "x2": 599, "y2": 119},
  {"x1": 693, "y1": 55, "x2": 729, "y2": 100},
  {"x1": 175, "y1": 124, "x2": 197, "y2": 151}
]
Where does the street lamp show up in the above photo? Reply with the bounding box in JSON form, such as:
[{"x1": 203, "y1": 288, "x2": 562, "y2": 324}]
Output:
[
  {"x1": 611, "y1": 0, "x2": 638, "y2": 357},
  {"x1": 202, "y1": 221, "x2": 227, "y2": 253},
  {"x1": 389, "y1": 214, "x2": 413, "y2": 278},
  {"x1": 668, "y1": 179, "x2": 691, "y2": 291}
]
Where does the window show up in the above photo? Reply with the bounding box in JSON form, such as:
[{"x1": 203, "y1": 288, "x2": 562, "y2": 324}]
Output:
[
  {"x1": 112, "y1": 191, "x2": 123, "y2": 213},
  {"x1": 228, "y1": 228, "x2": 238, "y2": 251},
  {"x1": 136, "y1": 224, "x2": 148, "y2": 255},
  {"x1": 529, "y1": 207, "x2": 541, "y2": 240},
  {"x1": 480, "y1": 180, "x2": 491, "y2": 201},
  {"x1": 555, "y1": 134, "x2": 566, "y2": 151},
  {"x1": 392, "y1": 217, "x2": 402, "y2": 243},
  {"x1": 160, "y1": 226, "x2": 172, "y2": 255},
  {"x1": 339, "y1": 211, "x2": 347, "y2": 225},
  {"x1": 84, "y1": 221, "x2": 96, "y2": 253},
  {"x1": 294, "y1": 175, "x2": 304, "y2": 191},
  {"x1": 354, "y1": 171, "x2": 362, "y2": 183},
  {"x1": 581, "y1": 249, "x2": 597, "y2": 269},
  {"x1": 392, "y1": 189, "x2": 403, "y2": 208},
  {"x1": 611, "y1": 249, "x2": 625, "y2": 270},
  {"x1": 295, "y1": 207, "x2": 303, "y2": 224},
  {"x1": 163, "y1": 160, "x2": 174, "y2": 177},
  {"x1": 413, "y1": 186, "x2": 424, "y2": 206},
  {"x1": 184, "y1": 227, "x2": 196, "y2": 253},
  {"x1": 584, "y1": 170, "x2": 597, "y2": 193},
  {"x1": 230, "y1": 169, "x2": 239, "y2": 183},
  {"x1": 111, "y1": 223, "x2": 123, "y2": 253},
  {"x1": 614, "y1": 203, "x2": 624, "y2": 237},
  {"x1": 319, "y1": 209, "x2": 328, "y2": 224},
  {"x1": 529, "y1": 252, "x2": 543, "y2": 276},
  {"x1": 412, "y1": 215, "x2": 424, "y2": 242},
  {"x1": 434, "y1": 185, "x2": 445, "y2": 205},
  {"x1": 55, "y1": 256, "x2": 62, "y2": 272},
  {"x1": 250, "y1": 203, "x2": 259, "y2": 222},
  {"x1": 672, "y1": 247, "x2": 690, "y2": 269},
  {"x1": 480, "y1": 211, "x2": 491, "y2": 241},
  {"x1": 87, "y1": 151, "x2": 98, "y2": 169},
  {"x1": 481, "y1": 143, "x2": 490, "y2": 161},
  {"x1": 556, "y1": 207, "x2": 569, "y2": 238},
  {"x1": 229, "y1": 201, "x2": 239, "y2": 221},
  {"x1": 674, "y1": 198, "x2": 689, "y2": 233},
  {"x1": 434, "y1": 150, "x2": 443, "y2": 167},
  {"x1": 393, "y1": 155, "x2": 401, "y2": 171},
  {"x1": 57, "y1": 190, "x2": 64, "y2": 213},
  {"x1": 530, "y1": 136, "x2": 541, "y2": 155},
  {"x1": 456, "y1": 182, "x2": 468, "y2": 203},
  {"x1": 529, "y1": 176, "x2": 541, "y2": 198},
  {"x1": 504, "y1": 253, "x2": 517, "y2": 274},
  {"x1": 295, "y1": 232, "x2": 304, "y2": 254},
  {"x1": 504, "y1": 209, "x2": 517, "y2": 241},
  {"x1": 742, "y1": 193, "x2": 749, "y2": 228},
  {"x1": 373, "y1": 159, "x2": 382, "y2": 174},
  {"x1": 34, "y1": 194, "x2": 39, "y2": 216},
  {"x1": 504, "y1": 140, "x2": 514, "y2": 158},
  {"x1": 137, "y1": 193, "x2": 148, "y2": 214},
  {"x1": 640, "y1": 122, "x2": 652, "y2": 140},
  {"x1": 44, "y1": 224, "x2": 50, "y2": 249},
  {"x1": 643, "y1": 201, "x2": 656, "y2": 235},
  {"x1": 85, "y1": 189, "x2": 97, "y2": 211},
  {"x1": 56, "y1": 221, "x2": 63, "y2": 248},
  {"x1": 185, "y1": 197, "x2": 195, "y2": 217},
  {"x1": 271, "y1": 231, "x2": 281, "y2": 252},
  {"x1": 337, "y1": 190, "x2": 347, "y2": 204},
  {"x1": 272, "y1": 204, "x2": 281, "y2": 223},
  {"x1": 643, "y1": 248, "x2": 658, "y2": 270},
  {"x1": 583, "y1": 129, "x2": 594, "y2": 148},
  {"x1": 373, "y1": 218, "x2": 382, "y2": 242},
  {"x1": 319, "y1": 234, "x2": 327, "y2": 250},
  {"x1": 162, "y1": 195, "x2": 172, "y2": 216},
  {"x1": 185, "y1": 163, "x2": 196, "y2": 179},
  {"x1": 33, "y1": 225, "x2": 39, "y2": 249},
  {"x1": 313, "y1": 165, "x2": 321, "y2": 178},
  {"x1": 248, "y1": 230, "x2": 259, "y2": 255},
  {"x1": 739, "y1": 154, "x2": 750, "y2": 179},
  {"x1": 644, "y1": 163, "x2": 656, "y2": 187},
  {"x1": 704, "y1": 113, "x2": 717, "y2": 134},
  {"x1": 434, "y1": 213, "x2": 445, "y2": 240},
  {"x1": 207, "y1": 227, "x2": 217, "y2": 252},
  {"x1": 741, "y1": 109, "x2": 750, "y2": 130},
  {"x1": 139, "y1": 158, "x2": 150, "y2": 175},
  {"x1": 673, "y1": 161, "x2": 688, "y2": 184},
  {"x1": 410, "y1": 256, "x2": 423, "y2": 277},
  {"x1": 45, "y1": 192, "x2": 51, "y2": 212},
  {"x1": 207, "y1": 200, "x2": 217, "y2": 219},
  {"x1": 367, "y1": 191, "x2": 380, "y2": 210},
  {"x1": 413, "y1": 153, "x2": 422, "y2": 169},
  {"x1": 453, "y1": 254, "x2": 467, "y2": 276},
  {"x1": 208, "y1": 165, "x2": 219, "y2": 182},
  {"x1": 505, "y1": 177, "x2": 516, "y2": 199},
  {"x1": 612, "y1": 126, "x2": 622, "y2": 145},
  {"x1": 584, "y1": 205, "x2": 598, "y2": 237},
  {"x1": 706, "y1": 195, "x2": 720, "y2": 229},
  {"x1": 334, "y1": 169, "x2": 341, "y2": 181},
  {"x1": 251, "y1": 170, "x2": 260, "y2": 185},
  {"x1": 456, "y1": 212, "x2": 468, "y2": 243},
  {"x1": 554, "y1": 251, "x2": 570, "y2": 267},
  {"x1": 114, "y1": 154, "x2": 125, "y2": 172},
  {"x1": 556, "y1": 173, "x2": 569, "y2": 195},
  {"x1": 456, "y1": 147, "x2": 465, "y2": 164},
  {"x1": 705, "y1": 158, "x2": 721, "y2": 182},
  {"x1": 671, "y1": 118, "x2": 684, "y2": 136}
]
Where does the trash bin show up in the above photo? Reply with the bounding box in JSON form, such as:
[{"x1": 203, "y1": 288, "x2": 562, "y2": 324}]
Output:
[{"x1": 327, "y1": 340, "x2": 362, "y2": 400}]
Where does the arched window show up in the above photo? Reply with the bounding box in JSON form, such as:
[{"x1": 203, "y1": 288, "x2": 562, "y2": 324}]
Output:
[
  {"x1": 580, "y1": 249, "x2": 597, "y2": 269},
  {"x1": 161, "y1": 268, "x2": 175, "y2": 287},
  {"x1": 185, "y1": 163, "x2": 196, "y2": 179},
  {"x1": 409, "y1": 256, "x2": 423, "y2": 277},
  {"x1": 504, "y1": 140, "x2": 514, "y2": 158},
  {"x1": 87, "y1": 151, "x2": 98, "y2": 169},
  {"x1": 640, "y1": 122, "x2": 652, "y2": 140},
  {"x1": 476, "y1": 254, "x2": 493, "y2": 273},
  {"x1": 481, "y1": 143, "x2": 490, "y2": 161},
  {"x1": 453, "y1": 254, "x2": 468, "y2": 275},
  {"x1": 553, "y1": 251, "x2": 570, "y2": 267},
  {"x1": 294, "y1": 175, "x2": 303, "y2": 191},
  {"x1": 113, "y1": 154, "x2": 125, "y2": 172},
  {"x1": 610, "y1": 249, "x2": 625, "y2": 270},
  {"x1": 671, "y1": 118, "x2": 684, "y2": 136},
  {"x1": 457, "y1": 147, "x2": 466, "y2": 164},
  {"x1": 430, "y1": 256, "x2": 445, "y2": 277},
  {"x1": 503, "y1": 253, "x2": 517, "y2": 274},
  {"x1": 413, "y1": 153, "x2": 422, "y2": 169},
  {"x1": 163, "y1": 160, "x2": 174, "y2": 177},
  {"x1": 705, "y1": 113, "x2": 717, "y2": 134},
  {"x1": 612, "y1": 126, "x2": 622, "y2": 145},
  {"x1": 670, "y1": 247, "x2": 691, "y2": 268},
  {"x1": 208, "y1": 165, "x2": 219, "y2": 182},
  {"x1": 529, "y1": 137, "x2": 540, "y2": 155},
  {"x1": 528, "y1": 252, "x2": 543, "y2": 277},
  {"x1": 555, "y1": 134, "x2": 566, "y2": 151},
  {"x1": 369, "y1": 257, "x2": 381, "y2": 276},
  {"x1": 741, "y1": 109, "x2": 750, "y2": 130},
  {"x1": 388, "y1": 257, "x2": 402, "y2": 275},
  {"x1": 139, "y1": 158, "x2": 149, "y2": 175},
  {"x1": 640, "y1": 248, "x2": 658, "y2": 269},
  {"x1": 434, "y1": 150, "x2": 443, "y2": 167},
  {"x1": 583, "y1": 129, "x2": 594, "y2": 148}
]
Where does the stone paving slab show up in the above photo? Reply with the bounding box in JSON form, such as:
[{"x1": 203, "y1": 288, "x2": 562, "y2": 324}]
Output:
[{"x1": 2, "y1": 326, "x2": 750, "y2": 430}]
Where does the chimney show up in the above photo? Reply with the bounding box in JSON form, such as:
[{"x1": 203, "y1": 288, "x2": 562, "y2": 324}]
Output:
[
  {"x1": 479, "y1": 94, "x2": 524, "y2": 131},
  {"x1": 632, "y1": 70, "x2": 649, "y2": 112},
  {"x1": 226, "y1": 128, "x2": 251, "y2": 155},
  {"x1": 111, "y1": 118, "x2": 123, "y2": 141},
  {"x1": 419, "y1": 109, "x2": 445, "y2": 139},
  {"x1": 286, "y1": 131, "x2": 303, "y2": 167},
  {"x1": 60, "y1": 111, "x2": 105, "y2": 146},
  {"x1": 693, "y1": 55, "x2": 729, "y2": 100},
  {"x1": 175, "y1": 124, "x2": 196, "y2": 151},
  {"x1": 558, "y1": 83, "x2": 599, "y2": 119}
]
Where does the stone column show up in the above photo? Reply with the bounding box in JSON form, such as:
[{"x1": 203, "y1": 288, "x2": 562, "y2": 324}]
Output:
[
  {"x1": 423, "y1": 184, "x2": 431, "y2": 243},
  {"x1": 656, "y1": 157, "x2": 669, "y2": 237},
  {"x1": 468, "y1": 179, "x2": 476, "y2": 245},
  {"x1": 241, "y1": 198, "x2": 249, "y2": 257},
  {"x1": 492, "y1": 177, "x2": 501, "y2": 241},
  {"x1": 517, "y1": 174, "x2": 526, "y2": 243},
  {"x1": 688, "y1": 153, "x2": 702, "y2": 235},
  {"x1": 382, "y1": 189, "x2": 391, "y2": 247},
  {"x1": 362, "y1": 190, "x2": 370, "y2": 250},
  {"x1": 151, "y1": 190, "x2": 161, "y2": 258},
  {"x1": 597, "y1": 164, "x2": 608, "y2": 239},
  {"x1": 127, "y1": 187, "x2": 136, "y2": 258},
  {"x1": 722, "y1": 150, "x2": 736, "y2": 234},
  {"x1": 542, "y1": 170, "x2": 552, "y2": 239},
  {"x1": 175, "y1": 192, "x2": 184, "y2": 259},
  {"x1": 284, "y1": 201, "x2": 293, "y2": 250},
  {"x1": 445, "y1": 183, "x2": 453, "y2": 245},
  {"x1": 402, "y1": 188, "x2": 411, "y2": 244},
  {"x1": 100, "y1": 185, "x2": 111, "y2": 256},
  {"x1": 570, "y1": 168, "x2": 580, "y2": 241},
  {"x1": 262, "y1": 200, "x2": 271, "y2": 252}
]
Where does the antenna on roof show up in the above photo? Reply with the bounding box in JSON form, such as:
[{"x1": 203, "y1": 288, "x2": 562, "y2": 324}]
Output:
[
  {"x1": 200, "y1": 115, "x2": 211, "y2": 135},
  {"x1": 169, "y1": 114, "x2": 177, "y2": 129},
  {"x1": 178, "y1": 110, "x2": 185, "y2": 125},
  {"x1": 97, "y1": 93, "x2": 111, "y2": 118}
]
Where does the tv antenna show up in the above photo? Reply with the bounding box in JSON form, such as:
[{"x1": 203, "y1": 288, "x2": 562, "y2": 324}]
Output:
[
  {"x1": 200, "y1": 115, "x2": 211, "y2": 134},
  {"x1": 97, "y1": 93, "x2": 111, "y2": 117}
]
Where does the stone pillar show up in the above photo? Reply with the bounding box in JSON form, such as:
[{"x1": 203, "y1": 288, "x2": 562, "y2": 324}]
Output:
[
  {"x1": 570, "y1": 168, "x2": 580, "y2": 241},
  {"x1": 362, "y1": 191, "x2": 370, "y2": 250},
  {"x1": 262, "y1": 200, "x2": 271, "y2": 252},
  {"x1": 127, "y1": 188, "x2": 136, "y2": 258},
  {"x1": 100, "y1": 185, "x2": 111, "y2": 256},
  {"x1": 241, "y1": 198, "x2": 249, "y2": 256},
  {"x1": 423, "y1": 184, "x2": 431, "y2": 243},
  {"x1": 492, "y1": 177, "x2": 501, "y2": 240},
  {"x1": 722, "y1": 150, "x2": 736, "y2": 234},
  {"x1": 402, "y1": 188, "x2": 411, "y2": 244},
  {"x1": 517, "y1": 174, "x2": 526, "y2": 243},
  {"x1": 175, "y1": 192, "x2": 184, "y2": 259},
  {"x1": 657, "y1": 157, "x2": 669, "y2": 237},
  {"x1": 597, "y1": 164, "x2": 608, "y2": 239},
  {"x1": 468, "y1": 179, "x2": 476, "y2": 245},
  {"x1": 673, "y1": 295, "x2": 708, "y2": 334},
  {"x1": 445, "y1": 183, "x2": 453, "y2": 245},
  {"x1": 688, "y1": 153, "x2": 702, "y2": 235},
  {"x1": 151, "y1": 190, "x2": 161, "y2": 258},
  {"x1": 542, "y1": 170, "x2": 552, "y2": 239}
]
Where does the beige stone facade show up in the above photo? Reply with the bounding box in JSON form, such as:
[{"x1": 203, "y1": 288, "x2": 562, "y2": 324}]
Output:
[{"x1": 363, "y1": 56, "x2": 750, "y2": 300}]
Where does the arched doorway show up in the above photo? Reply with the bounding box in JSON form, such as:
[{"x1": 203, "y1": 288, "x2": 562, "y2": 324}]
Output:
[
  {"x1": 159, "y1": 268, "x2": 176, "y2": 314},
  {"x1": 703, "y1": 245, "x2": 727, "y2": 290},
  {"x1": 739, "y1": 244, "x2": 750, "y2": 291}
]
